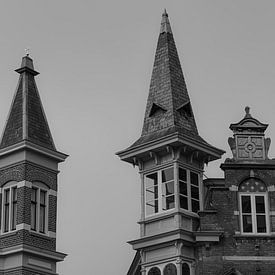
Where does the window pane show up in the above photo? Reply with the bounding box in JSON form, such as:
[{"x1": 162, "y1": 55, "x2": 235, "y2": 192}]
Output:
[
  {"x1": 191, "y1": 186, "x2": 199, "y2": 200},
  {"x1": 241, "y1": 196, "x2": 251, "y2": 213},
  {"x1": 4, "y1": 204, "x2": 9, "y2": 232},
  {"x1": 146, "y1": 200, "x2": 158, "y2": 215},
  {"x1": 145, "y1": 173, "x2": 158, "y2": 188},
  {"x1": 5, "y1": 189, "x2": 10, "y2": 204},
  {"x1": 192, "y1": 199, "x2": 200, "y2": 213},
  {"x1": 31, "y1": 188, "x2": 37, "y2": 202},
  {"x1": 162, "y1": 181, "x2": 174, "y2": 196},
  {"x1": 256, "y1": 215, "x2": 266, "y2": 233},
  {"x1": 190, "y1": 172, "x2": 199, "y2": 186},
  {"x1": 31, "y1": 203, "x2": 36, "y2": 230},
  {"x1": 40, "y1": 190, "x2": 46, "y2": 205},
  {"x1": 40, "y1": 205, "x2": 46, "y2": 233},
  {"x1": 180, "y1": 196, "x2": 188, "y2": 210},
  {"x1": 242, "y1": 215, "x2": 253, "y2": 232},
  {"x1": 179, "y1": 181, "x2": 187, "y2": 196},
  {"x1": 12, "y1": 203, "x2": 17, "y2": 230},
  {"x1": 255, "y1": 196, "x2": 265, "y2": 214},
  {"x1": 162, "y1": 168, "x2": 174, "y2": 182},
  {"x1": 12, "y1": 188, "x2": 17, "y2": 201},
  {"x1": 162, "y1": 195, "x2": 175, "y2": 210},
  {"x1": 146, "y1": 186, "x2": 158, "y2": 201},
  {"x1": 179, "y1": 168, "x2": 187, "y2": 182}
]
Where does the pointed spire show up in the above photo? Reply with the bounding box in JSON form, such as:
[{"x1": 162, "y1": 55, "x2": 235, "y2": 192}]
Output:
[
  {"x1": 0, "y1": 56, "x2": 56, "y2": 150},
  {"x1": 140, "y1": 11, "x2": 200, "y2": 143}
]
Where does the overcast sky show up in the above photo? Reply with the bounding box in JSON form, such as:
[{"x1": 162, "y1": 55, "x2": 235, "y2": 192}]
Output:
[{"x1": 1, "y1": 1, "x2": 275, "y2": 274}]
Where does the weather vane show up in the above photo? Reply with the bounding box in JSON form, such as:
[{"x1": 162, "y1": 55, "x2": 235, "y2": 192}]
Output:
[{"x1": 25, "y1": 48, "x2": 30, "y2": 57}]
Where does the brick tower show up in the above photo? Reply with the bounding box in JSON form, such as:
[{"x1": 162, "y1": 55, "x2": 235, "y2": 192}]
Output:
[
  {"x1": 0, "y1": 55, "x2": 67, "y2": 274},
  {"x1": 117, "y1": 11, "x2": 224, "y2": 275}
]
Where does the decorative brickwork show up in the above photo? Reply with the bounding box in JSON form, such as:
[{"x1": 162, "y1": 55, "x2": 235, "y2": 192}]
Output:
[
  {"x1": 0, "y1": 230, "x2": 55, "y2": 251},
  {"x1": 48, "y1": 195, "x2": 57, "y2": 233},
  {"x1": 0, "y1": 162, "x2": 57, "y2": 190},
  {"x1": 17, "y1": 187, "x2": 31, "y2": 225}
]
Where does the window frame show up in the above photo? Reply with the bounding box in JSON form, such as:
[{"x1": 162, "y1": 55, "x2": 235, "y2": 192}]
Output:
[
  {"x1": 1, "y1": 182, "x2": 18, "y2": 234},
  {"x1": 239, "y1": 192, "x2": 269, "y2": 235},
  {"x1": 179, "y1": 166, "x2": 201, "y2": 213},
  {"x1": 30, "y1": 183, "x2": 49, "y2": 235},
  {"x1": 144, "y1": 167, "x2": 175, "y2": 217}
]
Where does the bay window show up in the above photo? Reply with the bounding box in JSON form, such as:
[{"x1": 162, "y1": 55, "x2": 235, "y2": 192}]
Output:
[{"x1": 144, "y1": 166, "x2": 201, "y2": 216}]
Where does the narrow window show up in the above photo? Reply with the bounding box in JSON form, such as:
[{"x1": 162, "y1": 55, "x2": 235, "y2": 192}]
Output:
[
  {"x1": 161, "y1": 167, "x2": 174, "y2": 211},
  {"x1": 4, "y1": 189, "x2": 10, "y2": 232},
  {"x1": 190, "y1": 172, "x2": 200, "y2": 212},
  {"x1": 39, "y1": 190, "x2": 46, "y2": 233},
  {"x1": 11, "y1": 187, "x2": 17, "y2": 230},
  {"x1": 145, "y1": 173, "x2": 158, "y2": 215},
  {"x1": 179, "y1": 168, "x2": 188, "y2": 210},
  {"x1": 31, "y1": 188, "x2": 37, "y2": 231}
]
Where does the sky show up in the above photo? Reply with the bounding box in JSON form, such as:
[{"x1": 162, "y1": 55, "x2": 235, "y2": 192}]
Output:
[{"x1": 0, "y1": 1, "x2": 275, "y2": 274}]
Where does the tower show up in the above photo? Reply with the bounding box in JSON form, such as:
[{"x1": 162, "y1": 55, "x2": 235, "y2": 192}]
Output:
[
  {"x1": 0, "y1": 55, "x2": 67, "y2": 274},
  {"x1": 117, "y1": 11, "x2": 225, "y2": 275}
]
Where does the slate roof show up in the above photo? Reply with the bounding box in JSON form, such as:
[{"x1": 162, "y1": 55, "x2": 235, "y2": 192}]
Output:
[
  {"x1": 129, "y1": 11, "x2": 213, "y2": 150},
  {"x1": 0, "y1": 55, "x2": 56, "y2": 150}
]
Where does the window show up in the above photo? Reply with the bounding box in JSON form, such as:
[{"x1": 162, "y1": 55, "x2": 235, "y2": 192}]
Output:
[
  {"x1": 179, "y1": 167, "x2": 200, "y2": 213},
  {"x1": 148, "y1": 267, "x2": 161, "y2": 275},
  {"x1": 164, "y1": 263, "x2": 177, "y2": 275},
  {"x1": 182, "y1": 263, "x2": 190, "y2": 275},
  {"x1": 2, "y1": 185, "x2": 17, "y2": 233},
  {"x1": 145, "y1": 167, "x2": 175, "y2": 216},
  {"x1": 31, "y1": 184, "x2": 48, "y2": 234},
  {"x1": 239, "y1": 178, "x2": 268, "y2": 234}
]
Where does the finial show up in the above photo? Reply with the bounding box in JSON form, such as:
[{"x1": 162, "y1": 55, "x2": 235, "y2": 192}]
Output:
[
  {"x1": 245, "y1": 106, "x2": 251, "y2": 118},
  {"x1": 25, "y1": 48, "x2": 30, "y2": 57},
  {"x1": 160, "y1": 9, "x2": 172, "y2": 34}
]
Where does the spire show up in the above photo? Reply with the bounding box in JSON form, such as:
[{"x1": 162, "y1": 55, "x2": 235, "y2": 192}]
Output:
[
  {"x1": 139, "y1": 10, "x2": 200, "y2": 144},
  {"x1": 0, "y1": 55, "x2": 56, "y2": 150}
]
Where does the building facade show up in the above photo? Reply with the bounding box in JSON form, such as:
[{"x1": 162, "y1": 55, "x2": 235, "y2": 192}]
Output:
[
  {"x1": 117, "y1": 11, "x2": 275, "y2": 275},
  {"x1": 0, "y1": 55, "x2": 67, "y2": 274}
]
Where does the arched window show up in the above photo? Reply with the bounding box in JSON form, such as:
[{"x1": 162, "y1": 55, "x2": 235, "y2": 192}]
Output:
[
  {"x1": 148, "y1": 267, "x2": 161, "y2": 275},
  {"x1": 163, "y1": 263, "x2": 177, "y2": 275},
  {"x1": 182, "y1": 263, "x2": 190, "y2": 275},
  {"x1": 239, "y1": 178, "x2": 268, "y2": 234}
]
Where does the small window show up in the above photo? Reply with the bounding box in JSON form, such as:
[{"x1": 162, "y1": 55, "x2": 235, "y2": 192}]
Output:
[
  {"x1": 148, "y1": 267, "x2": 161, "y2": 275},
  {"x1": 239, "y1": 178, "x2": 268, "y2": 234},
  {"x1": 145, "y1": 167, "x2": 175, "y2": 216},
  {"x1": 179, "y1": 167, "x2": 201, "y2": 213},
  {"x1": 164, "y1": 263, "x2": 177, "y2": 275},
  {"x1": 31, "y1": 183, "x2": 48, "y2": 234},
  {"x1": 2, "y1": 185, "x2": 17, "y2": 233}
]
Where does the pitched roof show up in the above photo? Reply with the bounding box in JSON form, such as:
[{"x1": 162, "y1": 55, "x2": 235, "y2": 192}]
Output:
[
  {"x1": 141, "y1": 10, "x2": 198, "y2": 140},
  {"x1": 0, "y1": 55, "x2": 56, "y2": 150}
]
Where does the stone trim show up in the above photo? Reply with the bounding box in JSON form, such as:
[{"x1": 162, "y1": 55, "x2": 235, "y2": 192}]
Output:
[
  {"x1": 229, "y1": 185, "x2": 238, "y2": 191},
  {"x1": 223, "y1": 255, "x2": 275, "y2": 261}
]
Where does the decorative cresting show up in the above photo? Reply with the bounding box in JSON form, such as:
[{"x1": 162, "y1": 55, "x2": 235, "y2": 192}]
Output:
[{"x1": 228, "y1": 107, "x2": 270, "y2": 160}]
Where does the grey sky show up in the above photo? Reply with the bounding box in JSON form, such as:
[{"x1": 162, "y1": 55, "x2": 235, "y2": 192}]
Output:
[{"x1": 0, "y1": 1, "x2": 275, "y2": 274}]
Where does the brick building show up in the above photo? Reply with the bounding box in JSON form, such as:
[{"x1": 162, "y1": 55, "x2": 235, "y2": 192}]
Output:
[
  {"x1": 117, "y1": 11, "x2": 275, "y2": 275},
  {"x1": 0, "y1": 55, "x2": 67, "y2": 274}
]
